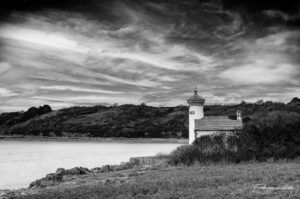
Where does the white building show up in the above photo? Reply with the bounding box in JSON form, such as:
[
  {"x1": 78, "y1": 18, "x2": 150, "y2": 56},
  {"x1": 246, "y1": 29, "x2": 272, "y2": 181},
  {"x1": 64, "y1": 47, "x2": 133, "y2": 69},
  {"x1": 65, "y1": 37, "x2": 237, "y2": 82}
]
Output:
[{"x1": 187, "y1": 89, "x2": 243, "y2": 144}]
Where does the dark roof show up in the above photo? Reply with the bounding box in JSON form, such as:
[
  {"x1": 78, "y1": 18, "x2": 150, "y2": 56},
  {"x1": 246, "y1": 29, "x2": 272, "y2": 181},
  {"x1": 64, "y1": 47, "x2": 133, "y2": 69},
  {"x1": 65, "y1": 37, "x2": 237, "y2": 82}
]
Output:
[
  {"x1": 195, "y1": 116, "x2": 243, "y2": 131},
  {"x1": 187, "y1": 90, "x2": 205, "y2": 105}
]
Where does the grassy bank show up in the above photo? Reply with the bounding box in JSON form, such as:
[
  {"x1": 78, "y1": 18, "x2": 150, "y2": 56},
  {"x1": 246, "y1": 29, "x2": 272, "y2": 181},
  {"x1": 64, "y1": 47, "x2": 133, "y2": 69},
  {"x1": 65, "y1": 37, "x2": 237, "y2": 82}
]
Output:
[
  {"x1": 14, "y1": 161, "x2": 300, "y2": 199},
  {"x1": 0, "y1": 136, "x2": 188, "y2": 143}
]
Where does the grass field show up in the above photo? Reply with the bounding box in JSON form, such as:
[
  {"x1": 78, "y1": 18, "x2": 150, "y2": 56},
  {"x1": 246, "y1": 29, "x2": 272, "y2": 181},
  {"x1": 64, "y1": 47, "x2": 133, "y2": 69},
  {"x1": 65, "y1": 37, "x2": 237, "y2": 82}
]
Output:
[{"x1": 15, "y1": 161, "x2": 300, "y2": 199}]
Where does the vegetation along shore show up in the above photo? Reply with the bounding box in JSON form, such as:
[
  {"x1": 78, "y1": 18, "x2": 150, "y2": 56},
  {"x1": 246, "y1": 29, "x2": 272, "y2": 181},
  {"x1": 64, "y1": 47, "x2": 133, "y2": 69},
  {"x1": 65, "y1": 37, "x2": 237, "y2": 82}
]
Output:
[
  {"x1": 1, "y1": 97, "x2": 300, "y2": 139},
  {"x1": 2, "y1": 158, "x2": 300, "y2": 199},
  {"x1": 0, "y1": 136, "x2": 188, "y2": 144}
]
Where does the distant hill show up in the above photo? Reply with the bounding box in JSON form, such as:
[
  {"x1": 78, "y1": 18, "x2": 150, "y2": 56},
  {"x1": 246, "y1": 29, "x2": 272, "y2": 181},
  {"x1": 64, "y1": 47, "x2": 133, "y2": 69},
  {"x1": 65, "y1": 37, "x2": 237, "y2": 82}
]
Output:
[
  {"x1": 0, "y1": 105, "x2": 189, "y2": 138},
  {"x1": 0, "y1": 105, "x2": 52, "y2": 126},
  {"x1": 287, "y1": 97, "x2": 300, "y2": 106},
  {"x1": 0, "y1": 97, "x2": 299, "y2": 138}
]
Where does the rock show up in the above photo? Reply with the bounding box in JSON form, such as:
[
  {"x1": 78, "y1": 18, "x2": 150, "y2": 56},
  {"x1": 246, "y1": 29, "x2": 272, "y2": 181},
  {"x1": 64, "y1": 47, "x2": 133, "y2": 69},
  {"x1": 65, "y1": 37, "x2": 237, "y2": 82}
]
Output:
[
  {"x1": 27, "y1": 158, "x2": 149, "y2": 189},
  {"x1": 113, "y1": 164, "x2": 130, "y2": 171},
  {"x1": 97, "y1": 162, "x2": 132, "y2": 173},
  {"x1": 66, "y1": 167, "x2": 90, "y2": 175},
  {"x1": 44, "y1": 173, "x2": 63, "y2": 182},
  {"x1": 129, "y1": 158, "x2": 140, "y2": 166},
  {"x1": 45, "y1": 174, "x2": 55, "y2": 181},
  {"x1": 91, "y1": 167, "x2": 102, "y2": 173},
  {"x1": 55, "y1": 174, "x2": 63, "y2": 181},
  {"x1": 67, "y1": 167, "x2": 81, "y2": 175},
  {"x1": 108, "y1": 165, "x2": 120, "y2": 172},
  {"x1": 100, "y1": 165, "x2": 110, "y2": 173},
  {"x1": 29, "y1": 169, "x2": 65, "y2": 188},
  {"x1": 78, "y1": 167, "x2": 90, "y2": 174},
  {"x1": 29, "y1": 179, "x2": 40, "y2": 188},
  {"x1": 55, "y1": 168, "x2": 66, "y2": 175},
  {"x1": 40, "y1": 180, "x2": 55, "y2": 187}
]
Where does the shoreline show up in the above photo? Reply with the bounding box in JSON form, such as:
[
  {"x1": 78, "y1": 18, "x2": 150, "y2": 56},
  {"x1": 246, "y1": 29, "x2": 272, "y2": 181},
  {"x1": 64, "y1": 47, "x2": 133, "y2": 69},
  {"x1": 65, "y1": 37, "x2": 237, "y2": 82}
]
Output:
[
  {"x1": 0, "y1": 136, "x2": 188, "y2": 144},
  {"x1": 2, "y1": 161, "x2": 300, "y2": 199},
  {"x1": 0, "y1": 154, "x2": 169, "y2": 193}
]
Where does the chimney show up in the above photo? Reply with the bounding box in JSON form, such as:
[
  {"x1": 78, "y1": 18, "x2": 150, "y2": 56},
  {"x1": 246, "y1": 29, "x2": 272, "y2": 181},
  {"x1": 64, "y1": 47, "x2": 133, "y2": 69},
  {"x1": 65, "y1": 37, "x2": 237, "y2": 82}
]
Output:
[{"x1": 236, "y1": 110, "x2": 242, "y2": 121}]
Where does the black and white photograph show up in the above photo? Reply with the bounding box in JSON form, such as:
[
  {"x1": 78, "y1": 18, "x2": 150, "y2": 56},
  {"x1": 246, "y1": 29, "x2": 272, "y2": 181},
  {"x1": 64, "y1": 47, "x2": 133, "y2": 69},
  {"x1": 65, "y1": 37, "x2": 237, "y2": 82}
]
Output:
[{"x1": 0, "y1": 0, "x2": 300, "y2": 198}]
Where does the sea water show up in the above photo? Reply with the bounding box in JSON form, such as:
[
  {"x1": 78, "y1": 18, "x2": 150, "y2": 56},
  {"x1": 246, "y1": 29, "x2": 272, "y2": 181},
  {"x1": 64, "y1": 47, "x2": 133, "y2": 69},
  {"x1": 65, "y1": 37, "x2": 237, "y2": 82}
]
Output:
[{"x1": 0, "y1": 140, "x2": 182, "y2": 189}]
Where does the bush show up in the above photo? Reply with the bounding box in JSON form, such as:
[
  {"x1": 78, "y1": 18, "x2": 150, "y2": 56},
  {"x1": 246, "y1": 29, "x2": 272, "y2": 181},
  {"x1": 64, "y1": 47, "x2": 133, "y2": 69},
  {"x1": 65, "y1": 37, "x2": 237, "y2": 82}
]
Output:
[
  {"x1": 237, "y1": 111, "x2": 300, "y2": 161},
  {"x1": 169, "y1": 133, "x2": 239, "y2": 166},
  {"x1": 169, "y1": 145, "x2": 200, "y2": 166},
  {"x1": 170, "y1": 111, "x2": 300, "y2": 166}
]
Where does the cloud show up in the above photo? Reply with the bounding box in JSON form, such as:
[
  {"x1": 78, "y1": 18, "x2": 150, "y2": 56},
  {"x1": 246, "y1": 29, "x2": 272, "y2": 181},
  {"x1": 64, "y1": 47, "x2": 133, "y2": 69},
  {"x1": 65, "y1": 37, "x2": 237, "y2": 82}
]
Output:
[
  {"x1": 0, "y1": 88, "x2": 17, "y2": 97},
  {"x1": 219, "y1": 30, "x2": 300, "y2": 85},
  {"x1": 263, "y1": 10, "x2": 292, "y2": 21},
  {"x1": 0, "y1": 0, "x2": 299, "y2": 111},
  {"x1": 219, "y1": 62, "x2": 295, "y2": 84},
  {"x1": 0, "y1": 62, "x2": 11, "y2": 74},
  {"x1": 39, "y1": 85, "x2": 123, "y2": 94},
  {"x1": 0, "y1": 25, "x2": 81, "y2": 52},
  {"x1": 213, "y1": 10, "x2": 245, "y2": 40},
  {"x1": 263, "y1": 10, "x2": 300, "y2": 22}
]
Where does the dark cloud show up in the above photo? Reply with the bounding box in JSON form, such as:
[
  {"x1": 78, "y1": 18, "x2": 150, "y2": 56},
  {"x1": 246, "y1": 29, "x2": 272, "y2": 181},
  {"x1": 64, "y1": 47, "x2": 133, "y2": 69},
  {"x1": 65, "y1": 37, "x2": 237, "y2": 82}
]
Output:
[
  {"x1": 0, "y1": 0, "x2": 299, "y2": 111},
  {"x1": 1, "y1": 0, "x2": 299, "y2": 24},
  {"x1": 1, "y1": 0, "x2": 99, "y2": 13},
  {"x1": 223, "y1": 0, "x2": 300, "y2": 14}
]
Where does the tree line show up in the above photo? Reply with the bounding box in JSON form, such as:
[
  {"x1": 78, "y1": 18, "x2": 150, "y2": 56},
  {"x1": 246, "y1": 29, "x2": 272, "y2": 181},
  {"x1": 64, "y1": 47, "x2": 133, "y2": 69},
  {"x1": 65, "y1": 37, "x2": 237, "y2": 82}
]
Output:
[{"x1": 0, "y1": 97, "x2": 300, "y2": 140}]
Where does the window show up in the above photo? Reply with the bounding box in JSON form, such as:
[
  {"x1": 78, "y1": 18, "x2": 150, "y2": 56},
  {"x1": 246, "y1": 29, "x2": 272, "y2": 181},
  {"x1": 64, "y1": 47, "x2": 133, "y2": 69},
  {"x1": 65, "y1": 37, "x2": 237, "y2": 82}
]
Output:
[{"x1": 189, "y1": 111, "x2": 195, "y2": 115}]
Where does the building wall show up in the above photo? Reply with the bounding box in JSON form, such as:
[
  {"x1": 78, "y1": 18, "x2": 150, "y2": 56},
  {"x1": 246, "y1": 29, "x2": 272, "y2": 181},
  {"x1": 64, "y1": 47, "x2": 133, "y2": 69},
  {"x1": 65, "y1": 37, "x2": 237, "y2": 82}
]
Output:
[
  {"x1": 189, "y1": 105, "x2": 204, "y2": 144},
  {"x1": 129, "y1": 156, "x2": 168, "y2": 166}
]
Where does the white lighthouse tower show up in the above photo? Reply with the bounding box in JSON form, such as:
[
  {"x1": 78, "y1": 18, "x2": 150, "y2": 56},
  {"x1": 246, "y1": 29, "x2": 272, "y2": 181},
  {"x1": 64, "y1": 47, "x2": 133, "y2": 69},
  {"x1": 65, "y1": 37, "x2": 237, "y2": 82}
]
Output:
[{"x1": 187, "y1": 89, "x2": 205, "y2": 144}]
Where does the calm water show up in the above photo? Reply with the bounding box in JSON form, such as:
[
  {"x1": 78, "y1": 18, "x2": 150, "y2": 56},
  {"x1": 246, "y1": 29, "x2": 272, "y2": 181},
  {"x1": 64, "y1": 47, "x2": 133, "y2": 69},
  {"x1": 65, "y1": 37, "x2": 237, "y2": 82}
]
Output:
[{"x1": 0, "y1": 141, "x2": 182, "y2": 190}]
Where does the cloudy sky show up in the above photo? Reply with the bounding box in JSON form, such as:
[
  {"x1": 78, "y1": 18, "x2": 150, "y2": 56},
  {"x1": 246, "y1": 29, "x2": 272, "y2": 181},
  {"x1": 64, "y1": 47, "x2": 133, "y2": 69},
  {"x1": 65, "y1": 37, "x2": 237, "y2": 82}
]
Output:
[{"x1": 0, "y1": 0, "x2": 299, "y2": 112}]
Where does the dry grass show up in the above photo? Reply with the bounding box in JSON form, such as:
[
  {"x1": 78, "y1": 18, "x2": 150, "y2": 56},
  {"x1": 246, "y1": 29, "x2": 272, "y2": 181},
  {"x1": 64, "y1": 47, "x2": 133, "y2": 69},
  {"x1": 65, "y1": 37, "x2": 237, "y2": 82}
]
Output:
[{"x1": 17, "y1": 161, "x2": 300, "y2": 199}]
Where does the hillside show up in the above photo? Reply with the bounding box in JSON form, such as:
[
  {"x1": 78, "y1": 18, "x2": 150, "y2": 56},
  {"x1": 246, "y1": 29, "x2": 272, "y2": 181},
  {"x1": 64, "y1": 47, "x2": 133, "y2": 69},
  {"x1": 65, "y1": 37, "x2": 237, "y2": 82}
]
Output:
[
  {"x1": 0, "y1": 97, "x2": 300, "y2": 138},
  {"x1": 0, "y1": 105, "x2": 189, "y2": 138}
]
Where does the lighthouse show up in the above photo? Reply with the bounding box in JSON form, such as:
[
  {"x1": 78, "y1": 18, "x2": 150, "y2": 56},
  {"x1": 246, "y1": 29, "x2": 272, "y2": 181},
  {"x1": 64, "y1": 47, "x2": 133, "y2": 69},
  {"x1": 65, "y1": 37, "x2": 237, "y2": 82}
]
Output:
[{"x1": 187, "y1": 89, "x2": 205, "y2": 144}]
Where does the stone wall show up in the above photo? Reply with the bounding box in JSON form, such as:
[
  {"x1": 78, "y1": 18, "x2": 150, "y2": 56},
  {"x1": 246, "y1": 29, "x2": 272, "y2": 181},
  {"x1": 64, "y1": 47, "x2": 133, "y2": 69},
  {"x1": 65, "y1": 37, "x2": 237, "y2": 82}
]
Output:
[{"x1": 129, "y1": 156, "x2": 169, "y2": 166}]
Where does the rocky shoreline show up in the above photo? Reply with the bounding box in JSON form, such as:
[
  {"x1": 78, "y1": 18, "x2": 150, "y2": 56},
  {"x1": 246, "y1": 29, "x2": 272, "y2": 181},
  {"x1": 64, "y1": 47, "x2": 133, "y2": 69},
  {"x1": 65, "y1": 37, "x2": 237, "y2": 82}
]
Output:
[{"x1": 0, "y1": 156, "x2": 169, "y2": 199}]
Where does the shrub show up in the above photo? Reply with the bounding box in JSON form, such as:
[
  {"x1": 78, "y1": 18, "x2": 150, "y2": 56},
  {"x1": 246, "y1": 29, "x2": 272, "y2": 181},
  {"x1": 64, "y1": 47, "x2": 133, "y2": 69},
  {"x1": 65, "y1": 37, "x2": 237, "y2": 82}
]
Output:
[
  {"x1": 194, "y1": 134, "x2": 226, "y2": 153},
  {"x1": 237, "y1": 111, "x2": 300, "y2": 161},
  {"x1": 169, "y1": 133, "x2": 240, "y2": 166},
  {"x1": 169, "y1": 145, "x2": 200, "y2": 166}
]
